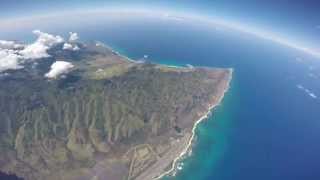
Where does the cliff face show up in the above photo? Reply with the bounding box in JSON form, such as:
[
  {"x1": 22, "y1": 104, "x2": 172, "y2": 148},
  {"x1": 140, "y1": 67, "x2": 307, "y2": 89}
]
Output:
[{"x1": 0, "y1": 43, "x2": 231, "y2": 180}]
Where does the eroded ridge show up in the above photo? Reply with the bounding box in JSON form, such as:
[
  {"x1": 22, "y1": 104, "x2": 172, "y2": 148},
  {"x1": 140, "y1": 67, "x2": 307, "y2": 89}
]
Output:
[{"x1": 0, "y1": 41, "x2": 232, "y2": 180}]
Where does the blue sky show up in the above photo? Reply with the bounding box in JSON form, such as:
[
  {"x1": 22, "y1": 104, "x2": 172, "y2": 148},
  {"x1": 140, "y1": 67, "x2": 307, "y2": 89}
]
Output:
[{"x1": 0, "y1": 0, "x2": 319, "y2": 55}]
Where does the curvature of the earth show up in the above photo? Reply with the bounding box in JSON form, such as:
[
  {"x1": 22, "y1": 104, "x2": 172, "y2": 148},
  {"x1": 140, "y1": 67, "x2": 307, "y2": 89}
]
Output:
[{"x1": 0, "y1": 10, "x2": 320, "y2": 180}]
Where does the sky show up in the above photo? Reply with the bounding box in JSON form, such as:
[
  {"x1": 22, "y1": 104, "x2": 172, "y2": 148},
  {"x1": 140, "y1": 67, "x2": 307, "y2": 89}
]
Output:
[{"x1": 0, "y1": 0, "x2": 319, "y2": 57}]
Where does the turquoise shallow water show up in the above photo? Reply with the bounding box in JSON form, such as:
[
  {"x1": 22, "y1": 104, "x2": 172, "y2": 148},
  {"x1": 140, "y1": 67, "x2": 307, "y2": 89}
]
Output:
[
  {"x1": 85, "y1": 18, "x2": 320, "y2": 180},
  {"x1": 163, "y1": 73, "x2": 239, "y2": 180},
  {"x1": 109, "y1": 46, "x2": 237, "y2": 180},
  {"x1": 82, "y1": 18, "x2": 320, "y2": 179},
  {"x1": 1, "y1": 15, "x2": 320, "y2": 180}
]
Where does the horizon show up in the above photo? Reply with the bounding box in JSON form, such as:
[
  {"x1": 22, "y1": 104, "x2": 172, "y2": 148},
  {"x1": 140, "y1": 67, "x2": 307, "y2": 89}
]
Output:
[{"x1": 0, "y1": 6, "x2": 319, "y2": 58}]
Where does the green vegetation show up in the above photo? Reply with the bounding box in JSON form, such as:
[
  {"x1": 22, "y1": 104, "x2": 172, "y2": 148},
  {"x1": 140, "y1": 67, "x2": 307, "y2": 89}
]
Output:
[{"x1": 0, "y1": 44, "x2": 231, "y2": 180}]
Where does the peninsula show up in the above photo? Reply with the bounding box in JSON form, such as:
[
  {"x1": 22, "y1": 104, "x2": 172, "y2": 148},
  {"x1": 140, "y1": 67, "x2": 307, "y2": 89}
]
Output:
[{"x1": 0, "y1": 36, "x2": 232, "y2": 180}]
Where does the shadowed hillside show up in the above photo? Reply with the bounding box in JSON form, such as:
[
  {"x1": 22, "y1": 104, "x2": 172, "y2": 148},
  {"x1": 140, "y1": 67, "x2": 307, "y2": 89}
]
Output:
[{"x1": 0, "y1": 43, "x2": 232, "y2": 180}]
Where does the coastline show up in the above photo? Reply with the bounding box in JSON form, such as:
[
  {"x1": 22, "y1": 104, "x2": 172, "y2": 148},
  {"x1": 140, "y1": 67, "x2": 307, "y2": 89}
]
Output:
[
  {"x1": 154, "y1": 68, "x2": 233, "y2": 180},
  {"x1": 95, "y1": 41, "x2": 141, "y2": 63},
  {"x1": 94, "y1": 41, "x2": 234, "y2": 180},
  {"x1": 99, "y1": 41, "x2": 192, "y2": 69}
]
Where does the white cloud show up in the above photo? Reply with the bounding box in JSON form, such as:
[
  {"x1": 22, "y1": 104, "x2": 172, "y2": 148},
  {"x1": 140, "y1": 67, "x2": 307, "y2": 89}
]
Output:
[
  {"x1": 33, "y1": 30, "x2": 64, "y2": 47},
  {"x1": 297, "y1": 84, "x2": 317, "y2": 99},
  {"x1": 72, "y1": 45, "x2": 80, "y2": 51},
  {"x1": 309, "y1": 93, "x2": 317, "y2": 99},
  {"x1": 63, "y1": 43, "x2": 73, "y2": 50},
  {"x1": 0, "y1": 40, "x2": 24, "y2": 49},
  {"x1": 20, "y1": 42, "x2": 51, "y2": 59},
  {"x1": 45, "y1": 61, "x2": 74, "y2": 79},
  {"x1": 20, "y1": 30, "x2": 64, "y2": 59},
  {"x1": 69, "y1": 32, "x2": 79, "y2": 42},
  {"x1": 0, "y1": 49, "x2": 23, "y2": 72},
  {"x1": 0, "y1": 30, "x2": 81, "y2": 74},
  {"x1": 63, "y1": 43, "x2": 80, "y2": 51}
]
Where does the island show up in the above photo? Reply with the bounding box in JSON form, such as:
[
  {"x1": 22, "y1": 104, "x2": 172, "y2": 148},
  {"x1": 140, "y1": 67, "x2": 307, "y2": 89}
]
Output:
[{"x1": 0, "y1": 35, "x2": 232, "y2": 180}]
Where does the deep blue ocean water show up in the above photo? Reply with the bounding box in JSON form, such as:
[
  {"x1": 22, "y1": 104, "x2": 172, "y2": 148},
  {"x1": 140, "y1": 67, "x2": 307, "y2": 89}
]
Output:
[
  {"x1": 76, "y1": 17, "x2": 320, "y2": 180},
  {"x1": 1, "y1": 15, "x2": 320, "y2": 180}
]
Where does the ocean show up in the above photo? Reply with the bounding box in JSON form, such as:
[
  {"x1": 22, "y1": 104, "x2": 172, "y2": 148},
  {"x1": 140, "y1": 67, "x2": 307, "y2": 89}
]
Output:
[
  {"x1": 76, "y1": 17, "x2": 320, "y2": 180},
  {"x1": 1, "y1": 15, "x2": 320, "y2": 180}
]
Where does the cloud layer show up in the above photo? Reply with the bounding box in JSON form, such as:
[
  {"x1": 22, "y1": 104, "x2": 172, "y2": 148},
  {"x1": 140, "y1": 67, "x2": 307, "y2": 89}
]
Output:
[
  {"x1": 0, "y1": 40, "x2": 24, "y2": 49},
  {"x1": 0, "y1": 49, "x2": 23, "y2": 72},
  {"x1": 45, "y1": 61, "x2": 74, "y2": 79},
  {"x1": 69, "y1": 32, "x2": 79, "y2": 42},
  {"x1": 0, "y1": 30, "x2": 80, "y2": 73},
  {"x1": 63, "y1": 32, "x2": 80, "y2": 51},
  {"x1": 20, "y1": 30, "x2": 64, "y2": 59},
  {"x1": 63, "y1": 43, "x2": 80, "y2": 51}
]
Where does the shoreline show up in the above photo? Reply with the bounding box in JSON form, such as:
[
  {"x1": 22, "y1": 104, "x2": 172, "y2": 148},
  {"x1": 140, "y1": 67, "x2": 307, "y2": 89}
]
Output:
[
  {"x1": 98, "y1": 41, "x2": 194, "y2": 69},
  {"x1": 154, "y1": 68, "x2": 233, "y2": 180},
  {"x1": 95, "y1": 41, "x2": 234, "y2": 180},
  {"x1": 94, "y1": 41, "x2": 138, "y2": 63}
]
